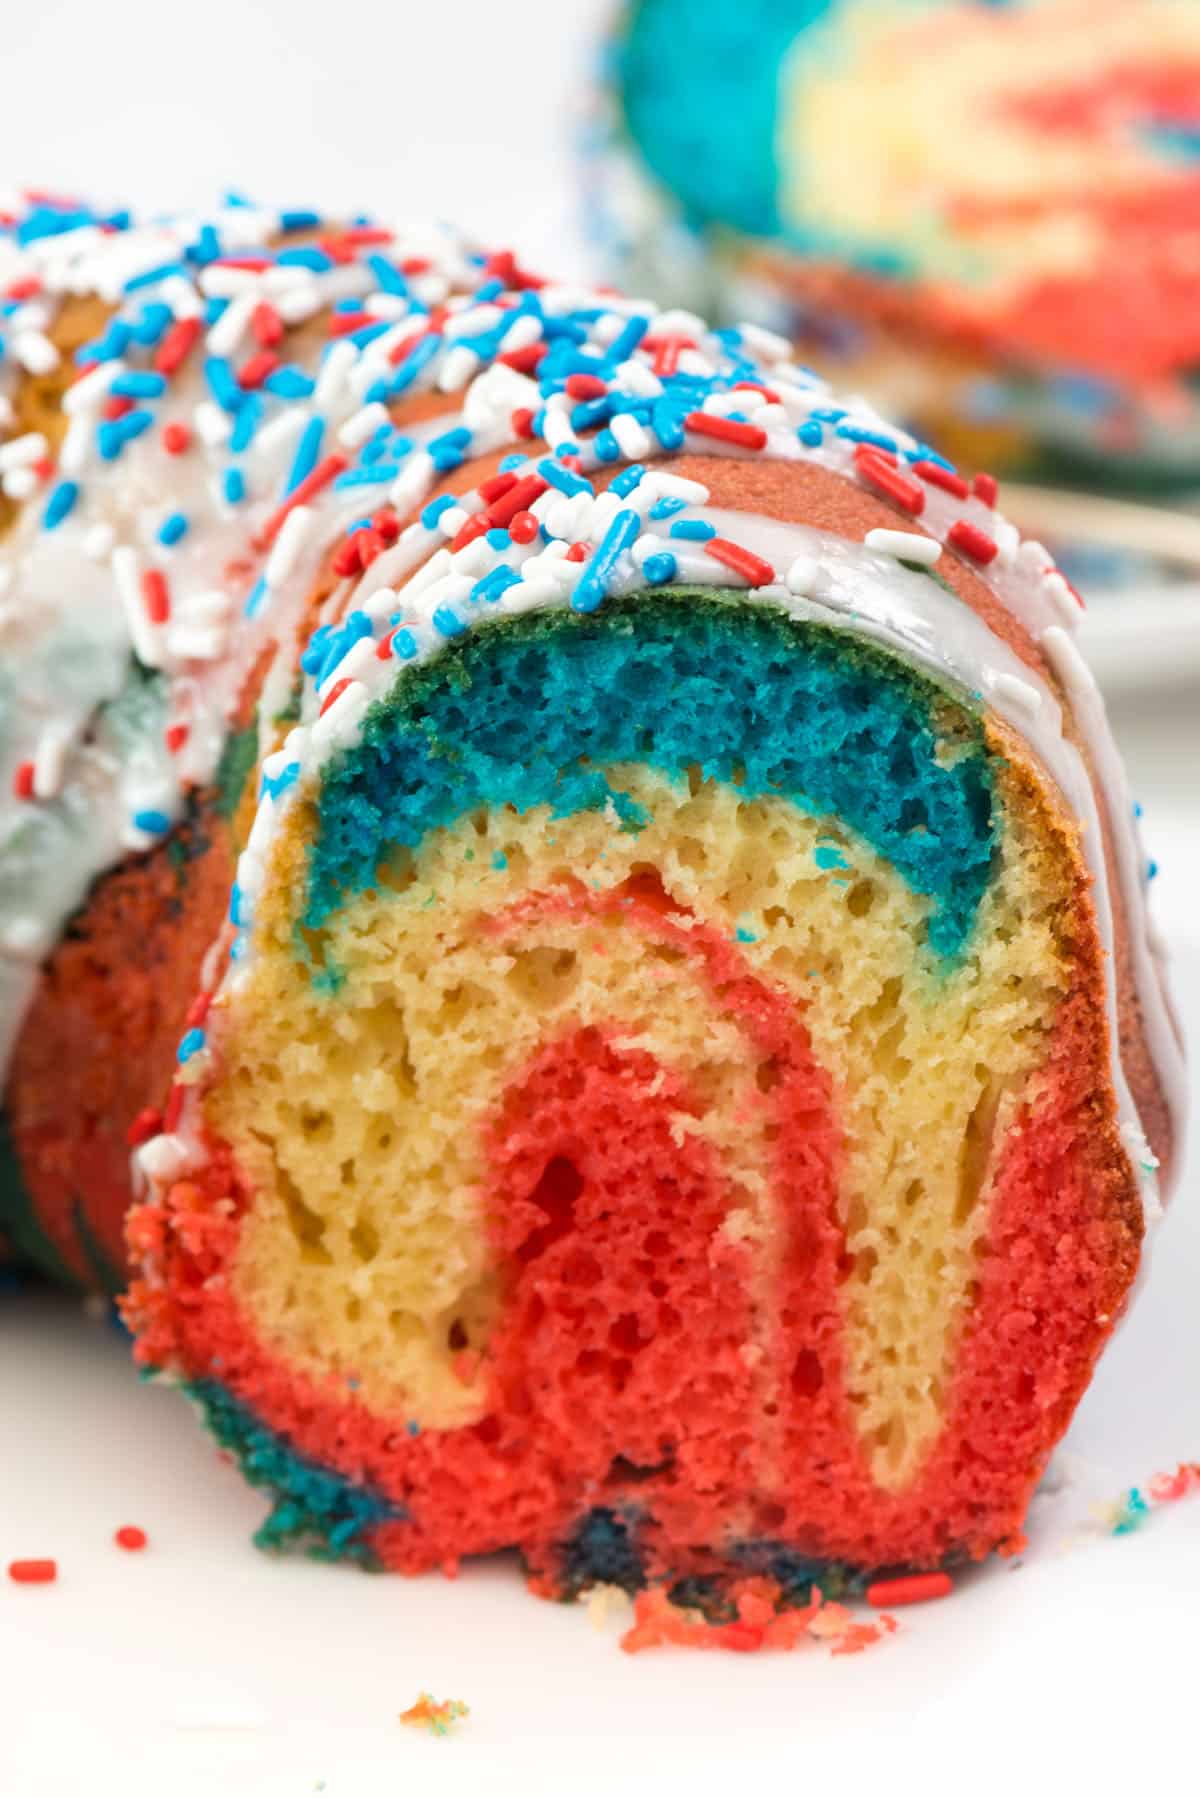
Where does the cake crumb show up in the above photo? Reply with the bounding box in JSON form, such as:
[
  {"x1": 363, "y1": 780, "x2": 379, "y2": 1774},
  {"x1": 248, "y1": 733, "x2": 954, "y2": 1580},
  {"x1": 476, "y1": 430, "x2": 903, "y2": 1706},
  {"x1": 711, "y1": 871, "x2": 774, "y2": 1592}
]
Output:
[{"x1": 400, "y1": 1693, "x2": 470, "y2": 1736}]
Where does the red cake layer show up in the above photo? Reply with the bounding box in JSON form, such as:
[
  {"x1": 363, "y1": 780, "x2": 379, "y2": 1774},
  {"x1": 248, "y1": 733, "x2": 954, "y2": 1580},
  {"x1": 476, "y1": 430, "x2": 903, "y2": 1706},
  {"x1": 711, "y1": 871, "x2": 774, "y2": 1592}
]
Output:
[{"x1": 128, "y1": 878, "x2": 1136, "y2": 1581}]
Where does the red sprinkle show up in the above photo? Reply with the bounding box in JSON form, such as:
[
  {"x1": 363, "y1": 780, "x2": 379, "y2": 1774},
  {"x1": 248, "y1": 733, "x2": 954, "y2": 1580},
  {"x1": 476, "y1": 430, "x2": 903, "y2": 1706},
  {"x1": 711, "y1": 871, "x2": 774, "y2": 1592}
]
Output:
[
  {"x1": 478, "y1": 472, "x2": 518, "y2": 504},
  {"x1": 332, "y1": 535, "x2": 365, "y2": 578},
  {"x1": 683, "y1": 412, "x2": 768, "y2": 451},
  {"x1": 12, "y1": 761, "x2": 35, "y2": 800},
  {"x1": 319, "y1": 677, "x2": 354, "y2": 717},
  {"x1": 498, "y1": 343, "x2": 547, "y2": 375},
  {"x1": 162, "y1": 421, "x2": 191, "y2": 456},
  {"x1": 373, "y1": 506, "x2": 401, "y2": 544},
  {"x1": 972, "y1": 472, "x2": 999, "y2": 507},
  {"x1": 450, "y1": 512, "x2": 490, "y2": 553},
  {"x1": 256, "y1": 454, "x2": 349, "y2": 550},
  {"x1": 162, "y1": 1082, "x2": 185, "y2": 1133},
  {"x1": 866, "y1": 1572, "x2": 953, "y2": 1608},
  {"x1": 854, "y1": 446, "x2": 925, "y2": 516},
  {"x1": 704, "y1": 537, "x2": 776, "y2": 587},
  {"x1": 486, "y1": 473, "x2": 548, "y2": 529},
  {"x1": 164, "y1": 723, "x2": 189, "y2": 754},
  {"x1": 5, "y1": 276, "x2": 41, "y2": 301},
  {"x1": 141, "y1": 569, "x2": 170, "y2": 624},
  {"x1": 102, "y1": 394, "x2": 135, "y2": 421},
  {"x1": 184, "y1": 992, "x2": 212, "y2": 1030},
  {"x1": 251, "y1": 302, "x2": 284, "y2": 347},
  {"x1": 565, "y1": 373, "x2": 607, "y2": 400},
  {"x1": 126, "y1": 1108, "x2": 163, "y2": 1148},
  {"x1": 912, "y1": 459, "x2": 969, "y2": 500},
  {"x1": 509, "y1": 510, "x2": 539, "y2": 545},
  {"x1": 8, "y1": 1559, "x2": 56, "y2": 1585},
  {"x1": 646, "y1": 335, "x2": 696, "y2": 377},
  {"x1": 510, "y1": 407, "x2": 536, "y2": 440},
  {"x1": 237, "y1": 349, "x2": 280, "y2": 390},
  {"x1": 565, "y1": 542, "x2": 589, "y2": 562},
  {"x1": 948, "y1": 520, "x2": 999, "y2": 565},
  {"x1": 154, "y1": 317, "x2": 202, "y2": 378},
  {"x1": 733, "y1": 380, "x2": 781, "y2": 404},
  {"x1": 114, "y1": 1526, "x2": 148, "y2": 1553},
  {"x1": 387, "y1": 328, "x2": 432, "y2": 368},
  {"x1": 328, "y1": 310, "x2": 372, "y2": 338}
]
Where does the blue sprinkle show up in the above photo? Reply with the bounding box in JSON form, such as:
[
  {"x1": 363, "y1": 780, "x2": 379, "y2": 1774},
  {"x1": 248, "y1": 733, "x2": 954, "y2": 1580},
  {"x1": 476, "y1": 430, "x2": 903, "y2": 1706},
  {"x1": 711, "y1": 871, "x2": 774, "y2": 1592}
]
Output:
[
  {"x1": 797, "y1": 421, "x2": 824, "y2": 448},
  {"x1": 230, "y1": 393, "x2": 263, "y2": 454},
  {"x1": 604, "y1": 313, "x2": 650, "y2": 367},
  {"x1": 642, "y1": 551, "x2": 677, "y2": 585},
  {"x1": 421, "y1": 493, "x2": 459, "y2": 531},
  {"x1": 124, "y1": 260, "x2": 188, "y2": 293},
  {"x1": 669, "y1": 518, "x2": 716, "y2": 541},
  {"x1": 279, "y1": 209, "x2": 322, "y2": 233},
  {"x1": 433, "y1": 605, "x2": 466, "y2": 638},
  {"x1": 276, "y1": 246, "x2": 334, "y2": 272},
  {"x1": 177, "y1": 1028, "x2": 206, "y2": 1064},
  {"x1": 130, "y1": 302, "x2": 173, "y2": 347},
  {"x1": 538, "y1": 457, "x2": 592, "y2": 497},
  {"x1": 157, "y1": 511, "x2": 189, "y2": 546},
  {"x1": 261, "y1": 760, "x2": 301, "y2": 802},
  {"x1": 390, "y1": 628, "x2": 418, "y2": 660},
  {"x1": 332, "y1": 464, "x2": 399, "y2": 489},
  {"x1": 133, "y1": 809, "x2": 170, "y2": 836},
  {"x1": 204, "y1": 355, "x2": 242, "y2": 413},
  {"x1": 572, "y1": 508, "x2": 641, "y2": 614},
  {"x1": 264, "y1": 365, "x2": 315, "y2": 400},
  {"x1": 427, "y1": 425, "x2": 472, "y2": 473},
  {"x1": 244, "y1": 576, "x2": 269, "y2": 619},
  {"x1": 649, "y1": 495, "x2": 687, "y2": 520},
  {"x1": 836, "y1": 423, "x2": 898, "y2": 451},
  {"x1": 285, "y1": 416, "x2": 324, "y2": 495},
  {"x1": 42, "y1": 480, "x2": 79, "y2": 529},
  {"x1": 486, "y1": 528, "x2": 511, "y2": 550},
  {"x1": 366, "y1": 253, "x2": 408, "y2": 296},
  {"x1": 110, "y1": 369, "x2": 166, "y2": 399},
  {"x1": 223, "y1": 467, "x2": 246, "y2": 504},
  {"x1": 650, "y1": 400, "x2": 685, "y2": 452},
  {"x1": 1148, "y1": 860, "x2": 1159, "y2": 881},
  {"x1": 499, "y1": 453, "x2": 528, "y2": 473},
  {"x1": 191, "y1": 224, "x2": 222, "y2": 265},
  {"x1": 389, "y1": 333, "x2": 441, "y2": 395},
  {"x1": 810, "y1": 407, "x2": 848, "y2": 424},
  {"x1": 229, "y1": 882, "x2": 245, "y2": 926},
  {"x1": 610, "y1": 463, "x2": 647, "y2": 498},
  {"x1": 471, "y1": 566, "x2": 522, "y2": 606},
  {"x1": 593, "y1": 428, "x2": 621, "y2": 463}
]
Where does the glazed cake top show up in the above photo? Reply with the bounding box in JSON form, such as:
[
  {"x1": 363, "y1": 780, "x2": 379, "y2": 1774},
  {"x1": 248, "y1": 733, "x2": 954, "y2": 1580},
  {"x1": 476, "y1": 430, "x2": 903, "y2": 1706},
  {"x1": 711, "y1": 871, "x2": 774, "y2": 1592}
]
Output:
[{"x1": 0, "y1": 191, "x2": 1182, "y2": 1205}]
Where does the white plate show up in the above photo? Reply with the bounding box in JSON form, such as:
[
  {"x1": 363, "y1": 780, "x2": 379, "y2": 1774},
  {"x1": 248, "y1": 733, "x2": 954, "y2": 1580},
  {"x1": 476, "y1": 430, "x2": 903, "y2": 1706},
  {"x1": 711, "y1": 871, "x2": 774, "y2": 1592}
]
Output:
[{"x1": 3, "y1": 827, "x2": 1197, "y2": 1798}]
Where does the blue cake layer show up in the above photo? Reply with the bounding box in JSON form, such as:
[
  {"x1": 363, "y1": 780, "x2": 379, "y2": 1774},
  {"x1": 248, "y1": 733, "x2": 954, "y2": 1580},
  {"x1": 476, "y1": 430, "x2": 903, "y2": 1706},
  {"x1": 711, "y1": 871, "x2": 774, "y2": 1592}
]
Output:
[{"x1": 304, "y1": 594, "x2": 995, "y2": 959}]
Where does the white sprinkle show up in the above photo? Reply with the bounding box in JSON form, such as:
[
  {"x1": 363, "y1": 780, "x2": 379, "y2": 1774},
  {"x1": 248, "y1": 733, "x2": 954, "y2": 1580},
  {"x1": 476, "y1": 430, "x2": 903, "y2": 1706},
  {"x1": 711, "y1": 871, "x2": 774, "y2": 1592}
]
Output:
[
  {"x1": 737, "y1": 321, "x2": 792, "y2": 362},
  {"x1": 13, "y1": 330, "x2": 59, "y2": 375},
  {"x1": 610, "y1": 414, "x2": 652, "y2": 461},
  {"x1": 314, "y1": 339, "x2": 357, "y2": 411},
  {"x1": 83, "y1": 522, "x2": 115, "y2": 561},
  {"x1": 864, "y1": 527, "x2": 941, "y2": 566},
  {"x1": 0, "y1": 431, "x2": 47, "y2": 480},
  {"x1": 161, "y1": 274, "x2": 203, "y2": 320},
  {"x1": 252, "y1": 406, "x2": 308, "y2": 465},
  {"x1": 112, "y1": 545, "x2": 162, "y2": 667},
  {"x1": 311, "y1": 679, "x2": 369, "y2": 753},
  {"x1": 337, "y1": 401, "x2": 390, "y2": 450},
  {"x1": 206, "y1": 291, "x2": 256, "y2": 358},
  {"x1": 168, "y1": 624, "x2": 229, "y2": 662},
  {"x1": 136, "y1": 1134, "x2": 194, "y2": 1184},
  {"x1": 62, "y1": 361, "x2": 119, "y2": 415},
  {"x1": 32, "y1": 727, "x2": 72, "y2": 800},
  {"x1": 437, "y1": 343, "x2": 479, "y2": 393},
  {"x1": 389, "y1": 450, "x2": 435, "y2": 513},
  {"x1": 193, "y1": 401, "x2": 232, "y2": 449},
  {"x1": 276, "y1": 284, "x2": 322, "y2": 326},
  {"x1": 785, "y1": 555, "x2": 821, "y2": 597},
  {"x1": 265, "y1": 505, "x2": 314, "y2": 589},
  {"x1": 58, "y1": 417, "x2": 91, "y2": 476},
  {"x1": 2, "y1": 467, "x2": 37, "y2": 501}
]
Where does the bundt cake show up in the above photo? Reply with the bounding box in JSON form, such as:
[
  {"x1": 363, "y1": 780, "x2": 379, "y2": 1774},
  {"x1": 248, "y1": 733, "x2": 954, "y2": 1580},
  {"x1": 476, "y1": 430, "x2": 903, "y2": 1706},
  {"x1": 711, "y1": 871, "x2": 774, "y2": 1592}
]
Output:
[{"x1": 0, "y1": 193, "x2": 1183, "y2": 1597}]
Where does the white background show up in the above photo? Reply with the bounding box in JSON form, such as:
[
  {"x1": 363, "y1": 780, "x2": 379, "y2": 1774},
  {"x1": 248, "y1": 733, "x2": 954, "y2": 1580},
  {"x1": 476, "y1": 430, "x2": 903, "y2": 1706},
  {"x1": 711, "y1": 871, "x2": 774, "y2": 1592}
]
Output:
[{"x1": 1, "y1": 3, "x2": 1199, "y2": 1793}]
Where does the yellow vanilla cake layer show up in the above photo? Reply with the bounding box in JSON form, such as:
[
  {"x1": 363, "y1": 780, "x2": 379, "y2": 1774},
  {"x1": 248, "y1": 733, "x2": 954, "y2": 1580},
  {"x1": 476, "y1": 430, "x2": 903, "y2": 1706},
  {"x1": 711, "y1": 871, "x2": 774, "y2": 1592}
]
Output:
[{"x1": 210, "y1": 753, "x2": 1071, "y2": 1491}]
